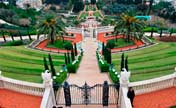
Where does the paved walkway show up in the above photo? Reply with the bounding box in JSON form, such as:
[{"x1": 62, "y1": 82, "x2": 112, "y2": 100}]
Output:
[
  {"x1": 134, "y1": 87, "x2": 176, "y2": 108},
  {"x1": 0, "y1": 89, "x2": 42, "y2": 108},
  {"x1": 67, "y1": 37, "x2": 111, "y2": 86}
]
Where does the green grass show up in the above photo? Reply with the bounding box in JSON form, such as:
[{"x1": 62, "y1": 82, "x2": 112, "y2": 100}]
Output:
[
  {"x1": 108, "y1": 38, "x2": 135, "y2": 48},
  {"x1": 79, "y1": 12, "x2": 88, "y2": 20},
  {"x1": 47, "y1": 39, "x2": 71, "y2": 49},
  {"x1": 112, "y1": 41, "x2": 176, "y2": 82},
  {"x1": 0, "y1": 46, "x2": 65, "y2": 83},
  {"x1": 93, "y1": 11, "x2": 103, "y2": 18}
]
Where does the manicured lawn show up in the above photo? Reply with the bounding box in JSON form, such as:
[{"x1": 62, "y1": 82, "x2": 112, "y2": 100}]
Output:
[
  {"x1": 47, "y1": 39, "x2": 71, "y2": 49},
  {"x1": 93, "y1": 11, "x2": 103, "y2": 18},
  {"x1": 108, "y1": 38, "x2": 135, "y2": 48},
  {"x1": 79, "y1": 12, "x2": 88, "y2": 20},
  {"x1": 0, "y1": 46, "x2": 65, "y2": 83},
  {"x1": 112, "y1": 41, "x2": 176, "y2": 82}
]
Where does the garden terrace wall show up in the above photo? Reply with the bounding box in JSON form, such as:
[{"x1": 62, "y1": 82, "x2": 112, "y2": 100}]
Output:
[
  {"x1": 129, "y1": 73, "x2": 176, "y2": 95},
  {"x1": 0, "y1": 75, "x2": 44, "y2": 96}
]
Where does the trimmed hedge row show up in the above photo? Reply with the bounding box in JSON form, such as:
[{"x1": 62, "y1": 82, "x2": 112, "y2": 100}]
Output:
[
  {"x1": 96, "y1": 50, "x2": 119, "y2": 83},
  {"x1": 54, "y1": 70, "x2": 67, "y2": 84},
  {"x1": 96, "y1": 51, "x2": 109, "y2": 72},
  {"x1": 67, "y1": 50, "x2": 83, "y2": 73},
  {"x1": 109, "y1": 69, "x2": 119, "y2": 83},
  {"x1": 143, "y1": 27, "x2": 176, "y2": 33}
]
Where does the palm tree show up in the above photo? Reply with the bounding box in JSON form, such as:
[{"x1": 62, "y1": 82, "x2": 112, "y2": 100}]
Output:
[
  {"x1": 114, "y1": 11, "x2": 145, "y2": 42},
  {"x1": 38, "y1": 15, "x2": 64, "y2": 44}
]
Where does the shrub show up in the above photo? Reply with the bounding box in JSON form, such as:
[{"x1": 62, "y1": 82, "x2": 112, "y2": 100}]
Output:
[
  {"x1": 170, "y1": 106, "x2": 176, "y2": 108},
  {"x1": 67, "y1": 64, "x2": 76, "y2": 73},
  {"x1": 1, "y1": 40, "x2": 23, "y2": 46},
  {"x1": 64, "y1": 41, "x2": 72, "y2": 50},
  {"x1": 109, "y1": 69, "x2": 119, "y2": 83},
  {"x1": 106, "y1": 40, "x2": 115, "y2": 49},
  {"x1": 99, "y1": 62, "x2": 109, "y2": 72},
  {"x1": 54, "y1": 71, "x2": 67, "y2": 84}
]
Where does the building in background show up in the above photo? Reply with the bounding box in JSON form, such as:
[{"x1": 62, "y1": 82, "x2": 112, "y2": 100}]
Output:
[{"x1": 16, "y1": 0, "x2": 43, "y2": 10}]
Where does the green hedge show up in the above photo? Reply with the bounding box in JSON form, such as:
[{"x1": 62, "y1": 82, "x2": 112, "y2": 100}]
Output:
[
  {"x1": 67, "y1": 64, "x2": 77, "y2": 73},
  {"x1": 1, "y1": 40, "x2": 23, "y2": 46},
  {"x1": 143, "y1": 27, "x2": 176, "y2": 33},
  {"x1": 99, "y1": 61, "x2": 109, "y2": 72},
  {"x1": 109, "y1": 69, "x2": 119, "y2": 83},
  {"x1": 96, "y1": 51, "x2": 119, "y2": 83},
  {"x1": 168, "y1": 28, "x2": 176, "y2": 33},
  {"x1": 54, "y1": 71, "x2": 67, "y2": 84},
  {"x1": 67, "y1": 53, "x2": 83, "y2": 73},
  {"x1": 143, "y1": 27, "x2": 158, "y2": 32},
  {"x1": 96, "y1": 52, "x2": 109, "y2": 72}
]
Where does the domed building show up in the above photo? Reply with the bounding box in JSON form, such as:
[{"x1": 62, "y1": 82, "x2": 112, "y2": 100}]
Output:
[{"x1": 16, "y1": 0, "x2": 42, "y2": 10}]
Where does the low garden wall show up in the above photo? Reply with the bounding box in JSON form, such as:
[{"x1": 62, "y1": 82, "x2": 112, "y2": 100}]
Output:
[
  {"x1": 0, "y1": 74, "x2": 44, "y2": 96},
  {"x1": 129, "y1": 72, "x2": 176, "y2": 95}
]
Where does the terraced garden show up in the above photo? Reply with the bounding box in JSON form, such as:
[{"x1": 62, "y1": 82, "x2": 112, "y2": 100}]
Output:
[
  {"x1": 0, "y1": 46, "x2": 64, "y2": 83},
  {"x1": 112, "y1": 41, "x2": 176, "y2": 82}
]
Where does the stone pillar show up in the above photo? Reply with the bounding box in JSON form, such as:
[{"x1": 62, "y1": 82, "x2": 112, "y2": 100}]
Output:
[
  {"x1": 41, "y1": 70, "x2": 56, "y2": 106},
  {"x1": 118, "y1": 68, "x2": 131, "y2": 107}
]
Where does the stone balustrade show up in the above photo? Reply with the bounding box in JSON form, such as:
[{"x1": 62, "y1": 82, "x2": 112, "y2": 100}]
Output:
[
  {"x1": 65, "y1": 27, "x2": 82, "y2": 33},
  {"x1": 129, "y1": 73, "x2": 176, "y2": 95},
  {"x1": 97, "y1": 26, "x2": 114, "y2": 33},
  {"x1": 0, "y1": 76, "x2": 44, "y2": 96}
]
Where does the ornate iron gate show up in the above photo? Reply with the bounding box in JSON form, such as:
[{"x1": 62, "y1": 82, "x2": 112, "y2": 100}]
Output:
[{"x1": 55, "y1": 81, "x2": 119, "y2": 106}]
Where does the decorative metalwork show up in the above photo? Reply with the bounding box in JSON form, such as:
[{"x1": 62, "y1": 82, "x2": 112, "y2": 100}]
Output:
[
  {"x1": 56, "y1": 81, "x2": 119, "y2": 107},
  {"x1": 82, "y1": 82, "x2": 90, "y2": 105}
]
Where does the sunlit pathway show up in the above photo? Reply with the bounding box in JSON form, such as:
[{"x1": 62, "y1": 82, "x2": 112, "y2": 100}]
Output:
[
  {"x1": 67, "y1": 37, "x2": 111, "y2": 86},
  {"x1": 134, "y1": 87, "x2": 176, "y2": 108}
]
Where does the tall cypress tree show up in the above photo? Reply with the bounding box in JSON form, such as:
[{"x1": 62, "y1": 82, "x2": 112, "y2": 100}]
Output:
[
  {"x1": 107, "y1": 48, "x2": 112, "y2": 64},
  {"x1": 48, "y1": 54, "x2": 56, "y2": 76},
  {"x1": 67, "y1": 52, "x2": 71, "y2": 64},
  {"x1": 64, "y1": 53, "x2": 68, "y2": 65},
  {"x1": 102, "y1": 42, "x2": 105, "y2": 55},
  {"x1": 71, "y1": 48, "x2": 75, "y2": 62},
  {"x1": 43, "y1": 57, "x2": 49, "y2": 70},
  {"x1": 74, "y1": 43, "x2": 77, "y2": 56},
  {"x1": 120, "y1": 53, "x2": 125, "y2": 71},
  {"x1": 104, "y1": 46, "x2": 108, "y2": 61},
  {"x1": 125, "y1": 56, "x2": 128, "y2": 71}
]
